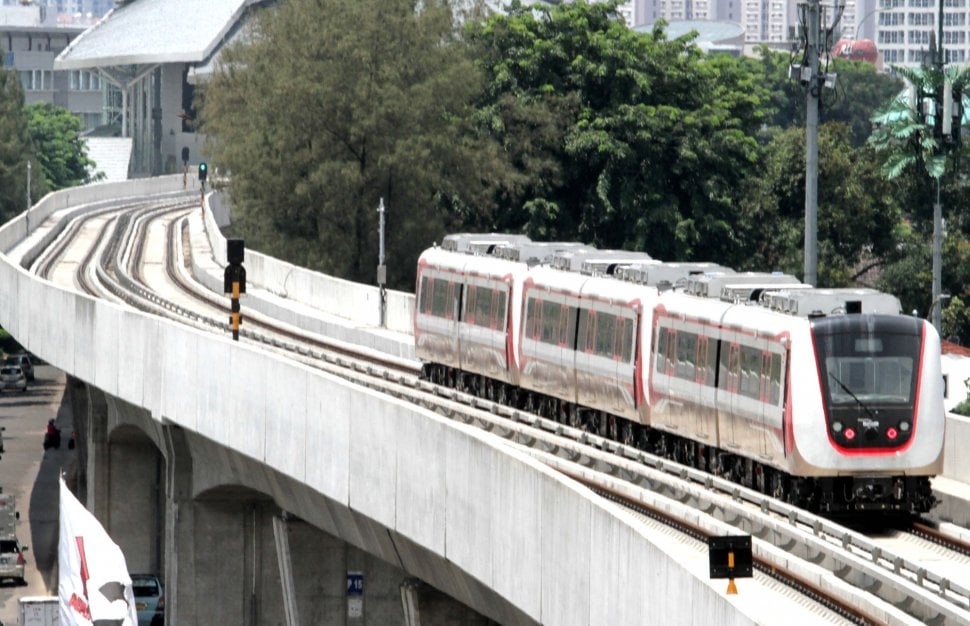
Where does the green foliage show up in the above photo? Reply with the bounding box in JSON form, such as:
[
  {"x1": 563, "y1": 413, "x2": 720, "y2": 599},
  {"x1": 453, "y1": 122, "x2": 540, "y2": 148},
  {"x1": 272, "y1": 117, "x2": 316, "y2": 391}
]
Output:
[
  {"x1": 756, "y1": 47, "x2": 902, "y2": 147},
  {"x1": 738, "y1": 123, "x2": 899, "y2": 285},
  {"x1": 199, "y1": 0, "x2": 506, "y2": 290},
  {"x1": 942, "y1": 296, "x2": 970, "y2": 344},
  {"x1": 467, "y1": 1, "x2": 770, "y2": 264},
  {"x1": 0, "y1": 70, "x2": 43, "y2": 224},
  {"x1": 25, "y1": 102, "x2": 100, "y2": 191}
]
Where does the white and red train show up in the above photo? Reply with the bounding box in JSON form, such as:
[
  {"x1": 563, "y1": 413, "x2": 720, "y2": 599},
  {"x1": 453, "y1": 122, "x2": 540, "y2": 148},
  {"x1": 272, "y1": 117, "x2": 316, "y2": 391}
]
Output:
[{"x1": 414, "y1": 234, "x2": 944, "y2": 514}]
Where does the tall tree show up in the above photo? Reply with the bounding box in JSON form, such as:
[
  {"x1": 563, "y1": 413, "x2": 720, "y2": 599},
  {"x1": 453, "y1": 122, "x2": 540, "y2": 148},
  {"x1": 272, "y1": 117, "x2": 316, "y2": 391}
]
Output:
[
  {"x1": 199, "y1": 0, "x2": 507, "y2": 289},
  {"x1": 467, "y1": 1, "x2": 771, "y2": 264},
  {"x1": 738, "y1": 123, "x2": 900, "y2": 285},
  {"x1": 25, "y1": 102, "x2": 99, "y2": 191},
  {"x1": 0, "y1": 71, "x2": 44, "y2": 224}
]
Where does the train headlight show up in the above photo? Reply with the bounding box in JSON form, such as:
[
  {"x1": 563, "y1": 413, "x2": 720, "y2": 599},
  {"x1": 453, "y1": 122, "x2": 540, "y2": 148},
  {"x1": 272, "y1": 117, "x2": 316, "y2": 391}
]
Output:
[
  {"x1": 899, "y1": 421, "x2": 910, "y2": 433},
  {"x1": 831, "y1": 421, "x2": 843, "y2": 433},
  {"x1": 843, "y1": 427, "x2": 856, "y2": 441},
  {"x1": 886, "y1": 427, "x2": 899, "y2": 440}
]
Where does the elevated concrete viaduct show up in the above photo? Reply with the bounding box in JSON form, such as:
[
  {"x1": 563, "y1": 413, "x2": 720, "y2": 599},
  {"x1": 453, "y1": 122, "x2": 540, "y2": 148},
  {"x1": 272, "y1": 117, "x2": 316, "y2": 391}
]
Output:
[{"x1": 0, "y1": 176, "x2": 778, "y2": 624}]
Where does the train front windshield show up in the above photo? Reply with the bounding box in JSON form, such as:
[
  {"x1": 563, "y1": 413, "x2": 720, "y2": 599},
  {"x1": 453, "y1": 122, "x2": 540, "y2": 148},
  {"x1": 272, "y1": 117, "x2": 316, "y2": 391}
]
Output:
[{"x1": 812, "y1": 315, "x2": 922, "y2": 449}]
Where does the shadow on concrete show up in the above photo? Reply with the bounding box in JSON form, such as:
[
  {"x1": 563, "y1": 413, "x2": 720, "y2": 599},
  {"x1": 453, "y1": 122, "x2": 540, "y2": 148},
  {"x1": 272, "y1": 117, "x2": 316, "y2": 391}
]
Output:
[{"x1": 27, "y1": 381, "x2": 77, "y2": 593}]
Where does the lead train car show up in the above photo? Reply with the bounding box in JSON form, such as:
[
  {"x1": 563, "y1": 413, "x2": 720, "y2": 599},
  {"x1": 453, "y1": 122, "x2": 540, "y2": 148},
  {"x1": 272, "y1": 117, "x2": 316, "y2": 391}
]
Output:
[{"x1": 414, "y1": 236, "x2": 944, "y2": 515}]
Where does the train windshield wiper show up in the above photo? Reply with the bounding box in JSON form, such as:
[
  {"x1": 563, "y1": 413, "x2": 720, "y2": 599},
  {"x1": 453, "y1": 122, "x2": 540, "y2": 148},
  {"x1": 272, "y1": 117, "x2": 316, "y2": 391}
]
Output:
[{"x1": 828, "y1": 373, "x2": 878, "y2": 421}]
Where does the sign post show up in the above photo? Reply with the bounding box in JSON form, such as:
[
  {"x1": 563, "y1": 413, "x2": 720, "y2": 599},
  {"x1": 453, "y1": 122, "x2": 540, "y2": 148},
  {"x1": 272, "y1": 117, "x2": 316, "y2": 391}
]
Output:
[
  {"x1": 708, "y1": 535, "x2": 753, "y2": 594},
  {"x1": 223, "y1": 239, "x2": 246, "y2": 340}
]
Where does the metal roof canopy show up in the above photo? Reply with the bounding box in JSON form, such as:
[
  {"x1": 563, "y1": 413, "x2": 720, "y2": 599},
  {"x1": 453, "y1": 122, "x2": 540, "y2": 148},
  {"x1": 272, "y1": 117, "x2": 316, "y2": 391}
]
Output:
[{"x1": 53, "y1": 0, "x2": 257, "y2": 70}]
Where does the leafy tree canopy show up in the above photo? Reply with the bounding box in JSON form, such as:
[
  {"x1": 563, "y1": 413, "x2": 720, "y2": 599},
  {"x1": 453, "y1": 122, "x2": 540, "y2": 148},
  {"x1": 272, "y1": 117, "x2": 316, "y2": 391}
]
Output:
[
  {"x1": 199, "y1": 0, "x2": 508, "y2": 290},
  {"x1": 0, "y1": 70, "x2": 45, "y2": 224},
  {"x1": 758, "y1": 47, "x2": 902, "y2": 147},
  {"x1": 466, "y1": 0, "x2": 771, "y2": 265},
  {"x1": 739, "y1": 123, "x2": 899, "y2": 285},
  {"x1": 25, "y1": 102, "x2": 99, "y2": 191}
]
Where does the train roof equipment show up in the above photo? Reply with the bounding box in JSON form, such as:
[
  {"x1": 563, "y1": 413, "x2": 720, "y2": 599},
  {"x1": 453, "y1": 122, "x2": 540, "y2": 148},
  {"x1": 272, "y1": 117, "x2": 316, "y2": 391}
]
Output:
[
  {"x1": 761, "y1": 288, "x2": 902, "y2": 318},
  {"x1": 544, "y1": 248, "x2": 654, "y2": 275},
  {"x1": 684, "y1": 272, "x2": 803, "y2": 301},
  {"x1": 491, "y1": 241, "x2": 593, "y2": 265},
  {"x1": 615, "y1": 262, "x2": 734, "y2": 290},
  {"x1": 440, "y1": 233, "x2": 531, "y2": 255}
]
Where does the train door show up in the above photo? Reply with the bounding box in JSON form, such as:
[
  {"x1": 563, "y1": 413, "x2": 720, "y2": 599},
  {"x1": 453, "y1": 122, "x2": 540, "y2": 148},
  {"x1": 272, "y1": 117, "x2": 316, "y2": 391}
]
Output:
[
  {"x1": 450, "y1": 279, "x2": 464, "y2": 370},
  {"x1": 718, "y1": 342, "x2": 741, "y2": 449},
  {"x1": 757, "y1": 350, "x2": 772, "y2": 460},
  {"x1": 693, "y1": 335, "x2": 717, "y2": 443},
  {"x1": 655, "y1": 324, "x2": 677, "y2": 429}
]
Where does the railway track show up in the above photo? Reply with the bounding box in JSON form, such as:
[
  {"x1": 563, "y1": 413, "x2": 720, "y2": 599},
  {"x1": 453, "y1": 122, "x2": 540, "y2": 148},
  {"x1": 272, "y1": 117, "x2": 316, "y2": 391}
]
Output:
[{"x1": 27, "y1": 192, "x2": 970, "y2": 625}]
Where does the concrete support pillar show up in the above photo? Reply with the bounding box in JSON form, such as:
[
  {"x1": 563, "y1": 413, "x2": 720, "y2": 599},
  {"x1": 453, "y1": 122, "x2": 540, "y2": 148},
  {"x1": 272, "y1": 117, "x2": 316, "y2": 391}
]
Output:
[
  {"x1": 106, "y1": 434, "x2": 160, "y2": 574},
  {"x1": 400, "y1": 578, "x2": 422, "y2": 626},
  {"x1": 82, "y1": 384, "x2": 109, "y2": 520},
  {"x1": 162, "y1": 424, "x2": 193, "y2": 624}
]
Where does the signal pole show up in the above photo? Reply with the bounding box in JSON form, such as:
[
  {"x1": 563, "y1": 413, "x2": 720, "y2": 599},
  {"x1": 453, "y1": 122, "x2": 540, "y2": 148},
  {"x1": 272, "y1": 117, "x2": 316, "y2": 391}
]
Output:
[
  {"x1": 25, "y1": 161, "x2": 31, "y2": 233},
  {"x1": 377, "y1": 198, "x2": 387, "y2": 328}
]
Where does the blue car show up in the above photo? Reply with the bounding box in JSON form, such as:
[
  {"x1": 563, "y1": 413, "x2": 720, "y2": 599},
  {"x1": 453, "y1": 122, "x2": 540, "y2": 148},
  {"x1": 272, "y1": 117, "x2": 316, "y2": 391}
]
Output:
[{"x1": 131, "y1": 574, "x2": 163, "y2": 626}]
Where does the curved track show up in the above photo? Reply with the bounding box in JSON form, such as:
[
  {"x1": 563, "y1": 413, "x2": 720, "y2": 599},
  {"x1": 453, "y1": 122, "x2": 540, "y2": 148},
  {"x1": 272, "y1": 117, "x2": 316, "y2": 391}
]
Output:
[{"x1": 24, "y1": 191, "x2": 970, "y2": 625}]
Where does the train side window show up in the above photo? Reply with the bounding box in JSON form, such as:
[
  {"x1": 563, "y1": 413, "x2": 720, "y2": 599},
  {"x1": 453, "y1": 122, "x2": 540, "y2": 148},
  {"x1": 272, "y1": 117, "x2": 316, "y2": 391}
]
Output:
[
  {"x1": 419, "y1": 277, "x2": 432, "y2": 314},
  {"x1": 619, "y1": 316, "x2": 634, "y2": 363},
  {"x1": 595, "y1": 313, "x2": 616, "y2": 357},
  {"x1": 740, "y1": 346, "x2": 760, "y2": 398},
  {"x1": 558, "y1": 305, "x2": 570, "y2": 347},
  {"x1": 475, "y1": 287, "x2": 493, "y2": 328},
  {"x1": 496, "y1": 289, "x2": 508, "y2": 331},
  {"x1": 525, "y1": 297, "x2": 538, "y2": 338},
  {"x1": 769, "y1": 353, "x2": 782, "y2": 405},
  {"x1": 695, "y1": 337, "x2": 708, "y2": 384},
  {"x1": 676, "y1": 331, "x2": 696, "y2": 380},
  {"x1": 447, "y1": 282, "x2": 459, "y2": 320},
  {"x1": 721, "y1": 344, "x2": 740, "y2": 392},
  {"x1": 655, "y1": 326, "x2": 668, "y2": 373},
  {"x1": 431, "y1": 278, "x2": 448, "y2": 317},
  {"x1": 541, "y1": 300, "x2": 560, "y2": 344}
]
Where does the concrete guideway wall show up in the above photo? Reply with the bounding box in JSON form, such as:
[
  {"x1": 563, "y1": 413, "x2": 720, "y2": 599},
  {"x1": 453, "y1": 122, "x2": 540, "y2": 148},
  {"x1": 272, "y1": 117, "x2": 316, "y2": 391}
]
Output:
[
  {"x1": 204, "y1": 191, "x2": 415, "y2": 336},
  {"x1": 0, "y1": 177, "x2": 762, "y2": 625}
]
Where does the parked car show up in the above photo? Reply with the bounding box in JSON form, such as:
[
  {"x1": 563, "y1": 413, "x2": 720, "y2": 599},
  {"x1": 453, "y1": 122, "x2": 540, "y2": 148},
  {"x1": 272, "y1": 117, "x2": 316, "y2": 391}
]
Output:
[
  {"x1": 131, "y1": 574, "x2": 163, "y2": 626},
  {"x1": 0, "y1": 426, "x2": 5, "y2": 454},
  {"x1": 0, "y1": 538, "x2": 27, "y2": 584},
  {"x1": 149, "y1": 594, "x2": 164, "y2": 625},
  {"x1": 3, "y1": 354, "x2": 32, "y2": 381},
  {"x1": 0, "y1": 366, "x2": 26, "y2": 393}
]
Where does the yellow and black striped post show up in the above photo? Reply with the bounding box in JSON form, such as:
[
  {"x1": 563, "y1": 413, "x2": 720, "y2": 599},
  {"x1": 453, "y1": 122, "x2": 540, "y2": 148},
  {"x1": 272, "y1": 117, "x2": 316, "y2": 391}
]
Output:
[{"x1": 224, "y1": 238, "x2": 246, "y2": 341}]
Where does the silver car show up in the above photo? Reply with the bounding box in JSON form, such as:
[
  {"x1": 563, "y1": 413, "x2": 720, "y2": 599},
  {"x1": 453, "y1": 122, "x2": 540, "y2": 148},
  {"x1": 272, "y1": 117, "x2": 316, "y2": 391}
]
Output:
[
  {"x1": 0, "y1": 366, "x2": 25, "y2": 393},
  {"x1": 0, "y1": 538, "x2": 27, "y2": 584},
  {"x1": 4, "y1": 354, "x2": 32, "y2": 381}
]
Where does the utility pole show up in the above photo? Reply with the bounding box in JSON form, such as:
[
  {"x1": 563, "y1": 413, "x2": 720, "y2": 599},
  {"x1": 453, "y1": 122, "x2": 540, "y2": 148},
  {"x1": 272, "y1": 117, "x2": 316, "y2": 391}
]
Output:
[
  {"x1": 804, "y1": 0, "x2": 821, "y2": 287},
  {"x1": 377, "y1": 198, "x2": 387, "y2": 328},
  {"x1": 793, "y1": 0, "x2": 844, "y2": 287},
  {"x1": 931, "y1": 0, "x2": 945, "y2": 333},
  {"x1": 25, "y1": 161, "x2": 31, "y2": 233}
]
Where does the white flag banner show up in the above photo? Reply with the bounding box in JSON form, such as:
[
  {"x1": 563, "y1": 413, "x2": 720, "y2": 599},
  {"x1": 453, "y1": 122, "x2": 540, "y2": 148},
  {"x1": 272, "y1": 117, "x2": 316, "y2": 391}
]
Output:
[{"x1": 58, "y1": 477, "x2": 139, "y2": 626}]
